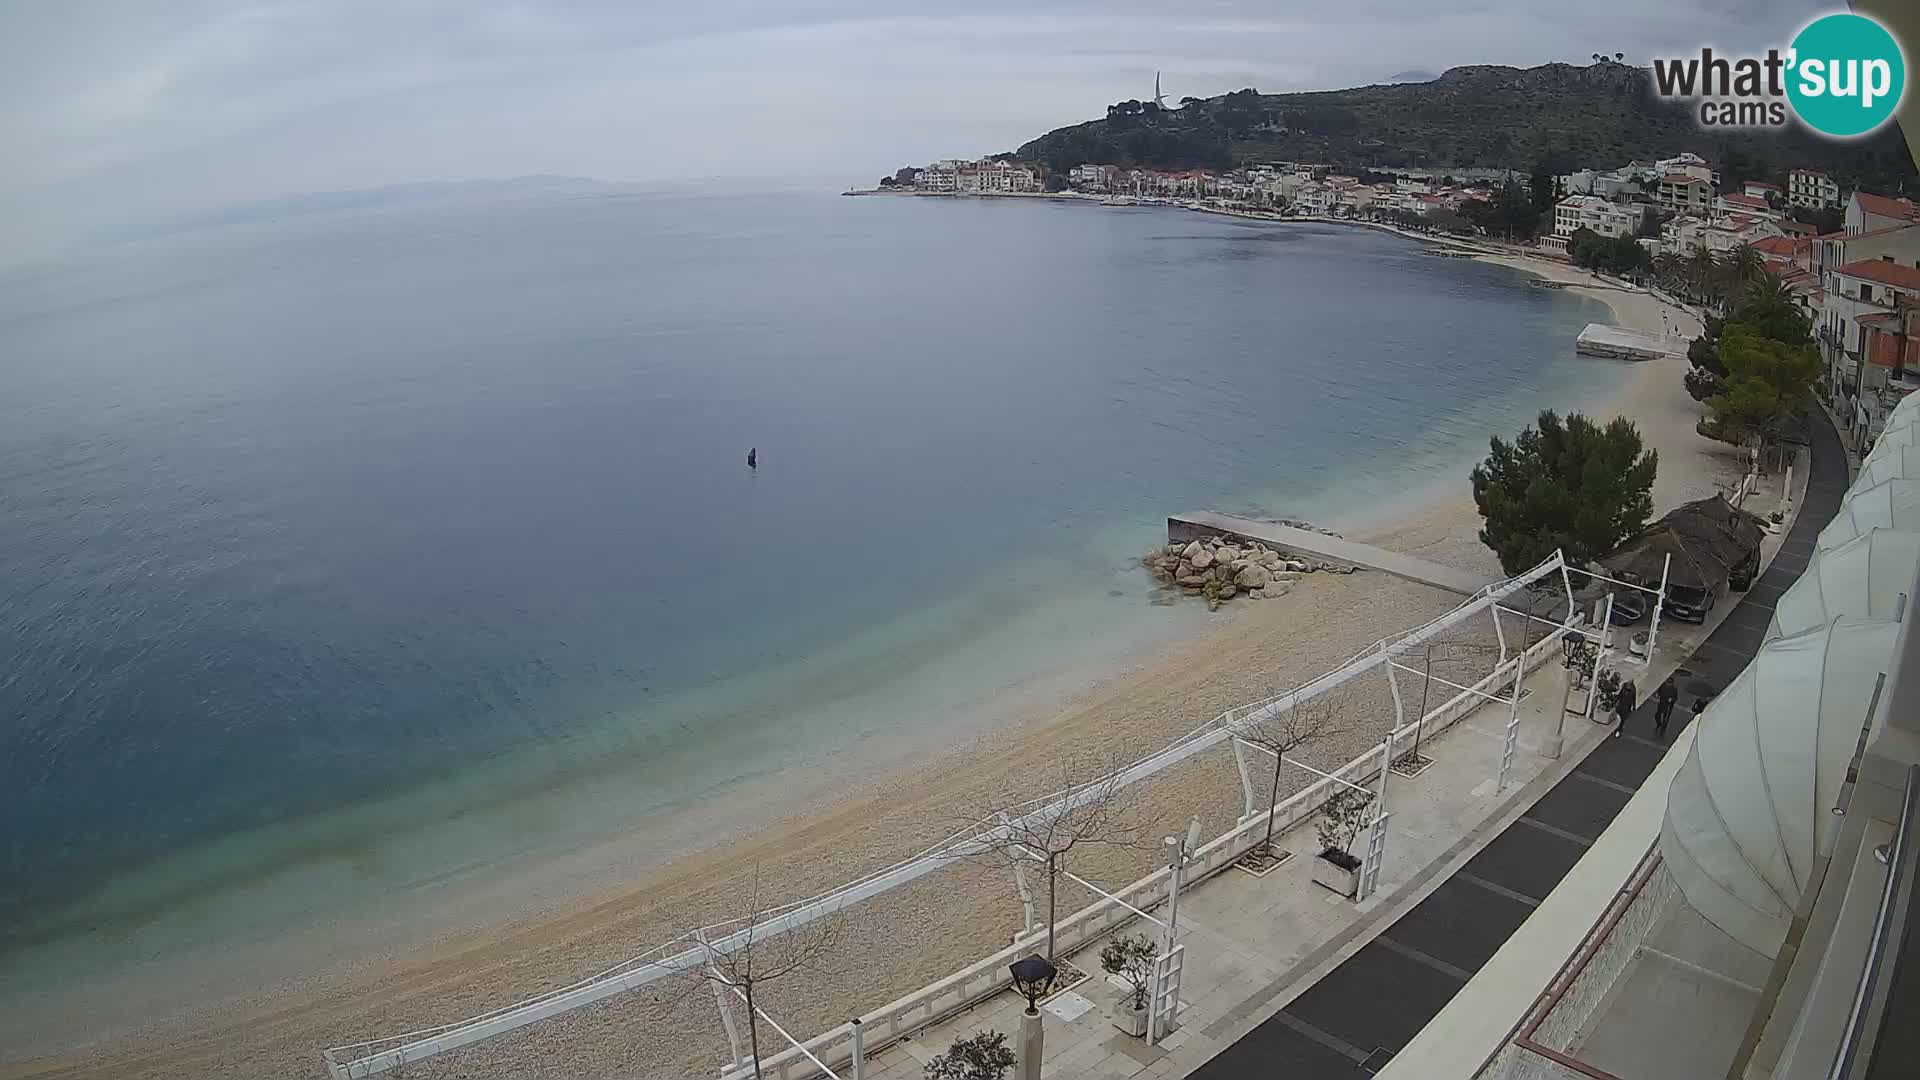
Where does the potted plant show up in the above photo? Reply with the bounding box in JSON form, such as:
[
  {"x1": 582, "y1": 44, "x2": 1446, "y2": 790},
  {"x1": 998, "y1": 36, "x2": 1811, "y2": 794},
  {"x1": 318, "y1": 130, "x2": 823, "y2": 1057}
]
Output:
[
  {"x1": 1310, "y1": 789, "x2": 1374, "y2": 898},
  {"x1": 925, "y1": 1030, "x2": 1016, "y2": 1080},
  {"x1": 1099, "y1": 934, "x2": 1158, "y2": 1037}
]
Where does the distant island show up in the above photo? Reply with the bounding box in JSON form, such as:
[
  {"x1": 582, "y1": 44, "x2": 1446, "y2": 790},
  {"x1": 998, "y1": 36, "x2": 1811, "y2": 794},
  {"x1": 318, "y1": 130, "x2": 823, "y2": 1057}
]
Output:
[{"x1": 1009, "y1": 61, "x2": 1914, "y2": 194}]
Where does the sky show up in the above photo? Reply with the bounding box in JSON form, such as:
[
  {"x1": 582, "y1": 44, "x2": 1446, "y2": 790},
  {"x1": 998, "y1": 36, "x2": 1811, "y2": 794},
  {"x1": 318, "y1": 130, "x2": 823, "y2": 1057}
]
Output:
[{"x1": 0, "y1": 0, "x2": 1828, "y2": 256}]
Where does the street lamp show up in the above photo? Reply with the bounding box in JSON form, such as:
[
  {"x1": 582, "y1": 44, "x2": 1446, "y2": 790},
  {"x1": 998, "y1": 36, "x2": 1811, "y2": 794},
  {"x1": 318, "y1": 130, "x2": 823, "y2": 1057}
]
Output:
[
  {"x1": 1008, "y1": 954, "x2": 1057, "y2": 1014},
  {"x1": 1008, "y1": 954, "x2": 1058, "y2": 1080}
]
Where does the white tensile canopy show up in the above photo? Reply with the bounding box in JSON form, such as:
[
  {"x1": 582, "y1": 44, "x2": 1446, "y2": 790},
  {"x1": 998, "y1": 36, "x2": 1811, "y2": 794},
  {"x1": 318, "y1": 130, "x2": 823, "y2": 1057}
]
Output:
[
  {"x1": 1855, "y1": 444, "x2": 1920, "y2": 490},
  {"x1": 1768, "y1": 529, "x2": 1920, "y2": 640},
  {"x1": 1818, "y1": 478, "x2": 1920, "y2": 552},
  {"x1": 1885, "y1": 388, "x2": 1920, "y2": 429},
  {"x1": 1660, "y1": 619, "x2": 1899, "y2": 957},
  {"x1": 1870, "y1": 420, "x2": 1920, "y2": 458}
]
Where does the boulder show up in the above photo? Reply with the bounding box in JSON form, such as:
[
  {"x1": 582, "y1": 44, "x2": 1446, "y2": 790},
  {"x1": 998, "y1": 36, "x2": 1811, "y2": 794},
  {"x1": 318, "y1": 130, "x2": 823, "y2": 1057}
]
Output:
[
  {"x1": 1190, "y1": 547, "x2": 1215, "y2": 570},
  {"x1": 1217, "y1": 545, "x2": 1241, "y2": 563},
  {"x1": 1258, "y1": 550, "x2": 1281, "y2": 566},
  {"x1": 1284, "y1": 560, "x2": 1311, "y2": 573},
  {"x1": 1181, "y1": 540, "x2": 1204, "y2": 561},
  {"x1": 1214, "y1": 563, "x2": 1235, "y2": 582},
  {"x1": 1176, "y1": 573, "x2": 1208, "y2": 589},
  {"x1": 1235, "y1": 564, "x2": 1272, "y2": 589}
]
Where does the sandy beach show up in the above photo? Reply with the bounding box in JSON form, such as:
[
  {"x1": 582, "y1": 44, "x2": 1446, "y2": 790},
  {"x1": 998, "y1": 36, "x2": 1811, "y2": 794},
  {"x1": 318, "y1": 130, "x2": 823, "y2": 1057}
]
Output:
[{"x1": 3, "y1": 241, "x2": 1746, "y2": 1080}]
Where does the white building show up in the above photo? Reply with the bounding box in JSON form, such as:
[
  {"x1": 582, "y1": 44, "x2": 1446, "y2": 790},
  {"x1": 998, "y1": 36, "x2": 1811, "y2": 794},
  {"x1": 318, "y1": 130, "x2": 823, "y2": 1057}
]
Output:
[
  {"x1": 1550, "y1": 195, "x2": 1648, "y2": 243},
  {"x1": 1790, "y1": 168, "x2": 1841, "y2": 209},
  {"x1": 1847, "y1": 190, "x2": 1920, "y2": 235},
  {"x1": 1659, "y1": 173, "x2": 1714, "y2": 217}
]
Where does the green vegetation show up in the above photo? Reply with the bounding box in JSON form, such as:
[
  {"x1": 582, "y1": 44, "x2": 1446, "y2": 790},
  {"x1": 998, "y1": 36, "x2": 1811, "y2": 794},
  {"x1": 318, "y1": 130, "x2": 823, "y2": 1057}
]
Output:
[
  {"x1": 1708, "y1": 326, "x2": 1821, "y2": 449},
  {"x1": 1470, "y1": 411, "x2": 1658, "y2": 575},
  {"x1": 1565, "y1": 227, "x2": 1650, "y2": 276},
  {"x1": 1014, "y1": 63, "x2": 1915, "y2": 192},
  {"x1": 1099, "y1": 934, "x2": 1160, "y2": 1012},
  {"x1": 925, "y1": 1031, "x2": 1017, "y2": 1080}
]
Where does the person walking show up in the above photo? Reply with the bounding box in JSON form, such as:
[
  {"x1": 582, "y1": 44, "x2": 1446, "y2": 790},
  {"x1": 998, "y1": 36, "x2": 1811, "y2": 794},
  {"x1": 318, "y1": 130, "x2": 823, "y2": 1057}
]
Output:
[
  {"x1": 1654, "y1": 675, "x2": 1679, "y2": 735},
  {"x1": 1613, "y1": 678, "x2": 1637, "y2": 738}
]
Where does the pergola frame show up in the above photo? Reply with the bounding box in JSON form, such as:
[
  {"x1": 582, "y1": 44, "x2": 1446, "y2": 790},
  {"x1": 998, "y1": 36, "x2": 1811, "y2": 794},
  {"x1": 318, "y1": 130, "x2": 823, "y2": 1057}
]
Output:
[{"x1": 322, "y1": 552, "x2": 1577, "y2": 1079}]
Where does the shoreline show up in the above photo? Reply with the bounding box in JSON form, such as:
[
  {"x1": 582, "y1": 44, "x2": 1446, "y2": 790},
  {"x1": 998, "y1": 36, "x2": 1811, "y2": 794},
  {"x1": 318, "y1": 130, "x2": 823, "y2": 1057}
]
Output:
[{"x1": 5, "y1": 228, "x2": 1741, "y2": 1080}]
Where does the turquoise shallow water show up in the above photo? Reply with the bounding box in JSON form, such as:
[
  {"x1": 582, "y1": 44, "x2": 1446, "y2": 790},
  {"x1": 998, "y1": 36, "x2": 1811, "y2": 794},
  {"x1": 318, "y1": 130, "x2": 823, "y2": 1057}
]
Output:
[{"x1": 0, "y1": 191, "x2": 1615, "y2": 979}]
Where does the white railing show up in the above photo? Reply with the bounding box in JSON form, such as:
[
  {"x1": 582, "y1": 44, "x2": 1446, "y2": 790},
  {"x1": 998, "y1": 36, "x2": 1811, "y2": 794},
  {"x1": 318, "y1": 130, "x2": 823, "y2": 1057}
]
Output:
[
  {"x1": 325, "y1": 553, "x2": 1573, "y2": 1078},
  {"x1": 720, "y1": 621, "x2": 1577, "y2": 1080}
]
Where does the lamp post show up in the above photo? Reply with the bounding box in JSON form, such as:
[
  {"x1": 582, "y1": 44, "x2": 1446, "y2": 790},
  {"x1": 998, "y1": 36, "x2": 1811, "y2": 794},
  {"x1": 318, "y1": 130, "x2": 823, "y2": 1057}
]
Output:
[{"x1": 1008, "y1": 955, "x2": 1058, "y2": 1080}]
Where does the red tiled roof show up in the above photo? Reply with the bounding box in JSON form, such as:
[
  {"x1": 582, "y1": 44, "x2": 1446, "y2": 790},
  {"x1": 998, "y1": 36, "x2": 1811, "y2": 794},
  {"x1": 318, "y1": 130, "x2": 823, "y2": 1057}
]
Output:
[
  {"x1": 1663, "y1": 173, "x2": 1707, "y2": 184},
  {"x1": 1859, "y1": 313, "x2": 1902, "y2": 329},
  {"x1": 1720, "y1": 193, "x2": 1772, "y2": 210},
  {"x1": 1780, "y1": 220, "x2": 1817, "y2": 236},
  {"x1": 1745, "y1": 182, "x2": 1782, "y2": 191},
  {"x1": 1836, "y1": 258, "x2": 1920, "y2": 291},
  {"x1": 1855, "y1": 192, "x2": 1919, "y2": 221},
  {"x1": 1750, "y1": 236, "x2": 1801, "y2": 257}
]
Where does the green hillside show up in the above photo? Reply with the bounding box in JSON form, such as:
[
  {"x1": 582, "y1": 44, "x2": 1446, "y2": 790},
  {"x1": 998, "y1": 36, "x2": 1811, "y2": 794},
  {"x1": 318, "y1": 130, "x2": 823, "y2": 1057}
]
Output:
[{"x1": 1014, "y1": 62, "x2": 1916, "y2": 192}]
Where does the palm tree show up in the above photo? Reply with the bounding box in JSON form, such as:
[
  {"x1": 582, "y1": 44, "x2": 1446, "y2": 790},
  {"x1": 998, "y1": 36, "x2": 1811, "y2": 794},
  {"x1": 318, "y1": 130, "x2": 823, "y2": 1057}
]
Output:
[
  {"x1": 1685, "y1": 245, "x2": 1720, "y2": 305},
  {"x1": 1720, "y1": 244, "x2": 1765, "y2": 295},
  {"x1": 1653, "y1": 251, "x2": 1683, "y2": 295}
]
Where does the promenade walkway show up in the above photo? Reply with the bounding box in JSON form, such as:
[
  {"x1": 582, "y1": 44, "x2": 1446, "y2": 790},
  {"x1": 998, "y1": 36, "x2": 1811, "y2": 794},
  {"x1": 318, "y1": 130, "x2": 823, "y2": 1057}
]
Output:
[
  {"x1": 1191, "y1": 404, "x2": 1846, "y2": 1079},
  {"x1": 844, "y1": 409, "x2": 1839, "y2": 1080},
  {"x1": 1167, "y1": 513, "x2": 1497, "y2": 597}
]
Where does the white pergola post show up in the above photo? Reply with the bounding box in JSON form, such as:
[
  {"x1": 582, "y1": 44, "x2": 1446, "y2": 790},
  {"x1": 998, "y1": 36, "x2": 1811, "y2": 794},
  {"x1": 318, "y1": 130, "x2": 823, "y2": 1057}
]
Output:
[
  {"x1": 1000, "y1": 813, "x2": 1038, "y2": 935},
  {"x1": 696, "y1": 933, "x2": 746, "y2": 1073},
  {"x1": 1497, "y1": 650, "x2": 1526, "y2": 791},
  {"x1": 1230, "y1": 738, "x2": 1259, "y2": 821},
  {"x1": 1645, "y1": 553, "x2": 1672, "y2": 659},
  {"x1": 1358, "y1": 737, "x2": 1393, "y2": 901},
  {"x1": 850, "y1": 1018, "x2": 866, "y2": 1080},
  {"x1": 1584, "y1": 594, "x2": 1616, "y2": 720},
  {"x1": 1491, "y1": 604, "x2": 1509, "y2": 666},
  {"x1": 1383, "y1": 640, "x2": 1407, "y2": 737}
]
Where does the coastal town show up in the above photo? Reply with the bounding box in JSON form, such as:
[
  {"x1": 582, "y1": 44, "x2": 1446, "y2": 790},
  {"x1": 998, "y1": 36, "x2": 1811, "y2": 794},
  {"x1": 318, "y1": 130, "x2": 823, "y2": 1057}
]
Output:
[{"x1": 865, "y1": 150, "x2": 1920, "y2": 458}]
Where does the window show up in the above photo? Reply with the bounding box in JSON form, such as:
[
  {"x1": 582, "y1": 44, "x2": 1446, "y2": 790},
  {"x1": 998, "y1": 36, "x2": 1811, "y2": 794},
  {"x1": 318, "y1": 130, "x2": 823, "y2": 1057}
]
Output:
[{"x1": 1862, "y1": 284, "x2": 1875, "y2": 302}]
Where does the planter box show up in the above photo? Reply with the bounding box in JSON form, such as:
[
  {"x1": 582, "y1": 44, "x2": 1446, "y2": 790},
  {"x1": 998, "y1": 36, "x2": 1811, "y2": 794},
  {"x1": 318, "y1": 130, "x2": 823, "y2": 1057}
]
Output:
[
  {"x1": 1310, "y1": 849, "x2": 1361, "y2": 899},
  {"x1": 1112, "y1": 997, "x2": 1149, "y2": 1037}
]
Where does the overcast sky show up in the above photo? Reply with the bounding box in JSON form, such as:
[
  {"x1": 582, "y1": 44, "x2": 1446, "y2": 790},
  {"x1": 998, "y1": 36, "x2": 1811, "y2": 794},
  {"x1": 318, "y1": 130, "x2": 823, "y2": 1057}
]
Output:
[{"x1": 1, "y1": 0, "x2": 1826, "y2": 255}]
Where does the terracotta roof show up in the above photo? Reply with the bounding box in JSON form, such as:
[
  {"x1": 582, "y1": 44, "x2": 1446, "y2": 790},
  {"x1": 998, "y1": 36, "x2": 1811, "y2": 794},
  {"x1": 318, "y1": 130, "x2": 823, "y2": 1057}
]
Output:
[
  {"x1": 1836, "y1": 258, "x2": 1920, "y2": 291},
  {"x1": 1745, "y1": 182, "x2": 1783, "y2": 191},
  {"x1": 1855, "y1": 192, "x2": 1918, "y2": 221},
  {"x1": 1859, "y1": 313, "x2": 1902, "y2": 329},
  {"x1": 1780, "y1": 220, "x2": 1817, "y2": 236},
  {"x1": 1750, "y1": 236, "x2": 1802, "y2": 257},
  {"x1": 1663, "y1": 173, "x2": 1708, "y2": 184},
  {"x1": 1720, "y1": 193, "x2": 1772, "y2": 211}
]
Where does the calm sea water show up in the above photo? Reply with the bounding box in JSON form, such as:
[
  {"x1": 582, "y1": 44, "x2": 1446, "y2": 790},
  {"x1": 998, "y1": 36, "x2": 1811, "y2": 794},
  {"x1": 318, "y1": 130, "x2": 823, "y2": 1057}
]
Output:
[{"x1": 0, "y1": 191, "x2": 1614, "y2": 974}]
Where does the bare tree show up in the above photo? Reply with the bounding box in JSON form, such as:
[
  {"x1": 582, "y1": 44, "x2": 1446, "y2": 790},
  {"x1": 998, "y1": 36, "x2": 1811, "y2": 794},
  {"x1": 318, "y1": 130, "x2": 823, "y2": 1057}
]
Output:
[
  {"x1": 1232, "y1": 693, "x2": 1347, "y2": 861},
  {"x1": 970, "y1": 758, "x2": 1151, "y2": 963},
  {"x1": 684, "y1": 868, "x2": 844, "y2": 1080}
]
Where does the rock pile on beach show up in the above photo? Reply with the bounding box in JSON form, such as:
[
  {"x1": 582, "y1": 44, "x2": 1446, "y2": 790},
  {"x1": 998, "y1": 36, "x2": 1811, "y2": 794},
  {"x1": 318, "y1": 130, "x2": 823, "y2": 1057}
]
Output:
[{"x1": 1142, "y1": 535, "x2": 1356, "y2": 610}]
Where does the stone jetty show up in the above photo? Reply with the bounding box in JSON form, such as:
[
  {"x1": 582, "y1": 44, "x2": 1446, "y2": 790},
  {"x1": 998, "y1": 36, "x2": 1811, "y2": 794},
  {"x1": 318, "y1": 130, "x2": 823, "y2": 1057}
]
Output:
[{"x1": 1142, "y1": 533, "x2": 1355, "y2": 610}]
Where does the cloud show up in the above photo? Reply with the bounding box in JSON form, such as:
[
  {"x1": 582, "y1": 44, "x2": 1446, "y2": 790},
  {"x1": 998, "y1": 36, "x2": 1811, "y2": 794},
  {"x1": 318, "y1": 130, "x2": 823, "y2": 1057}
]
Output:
[{"x1": 0, "y1": 0, "x2": 1832, "y2": 255}]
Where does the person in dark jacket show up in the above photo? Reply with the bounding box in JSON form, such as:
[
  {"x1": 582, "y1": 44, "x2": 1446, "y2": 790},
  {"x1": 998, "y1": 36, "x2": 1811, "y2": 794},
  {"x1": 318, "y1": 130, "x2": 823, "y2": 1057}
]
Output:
[
  {"x1": 1612, "y1": 678, "x2": 1637, "y2": 738},
  {"x1": 1654, "y1": 676, "x2": 1679, "y2": 735}
]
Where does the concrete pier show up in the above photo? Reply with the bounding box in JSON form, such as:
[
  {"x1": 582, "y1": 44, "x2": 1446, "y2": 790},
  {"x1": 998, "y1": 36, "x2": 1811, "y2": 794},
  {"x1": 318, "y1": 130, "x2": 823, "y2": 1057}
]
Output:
[
  {"x1": 1575, "y1": 323, "x2": 1676, "y2": 361},
  {"x1": 1167, "y1": 511, "x2": 1497, "y2": 597}
]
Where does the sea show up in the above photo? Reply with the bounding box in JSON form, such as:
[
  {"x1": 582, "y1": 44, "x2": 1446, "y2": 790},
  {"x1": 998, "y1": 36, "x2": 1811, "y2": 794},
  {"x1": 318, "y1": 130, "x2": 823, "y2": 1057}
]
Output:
[{"x1": 0, "y1": 189, "x2": 1616, "y2": 1002}]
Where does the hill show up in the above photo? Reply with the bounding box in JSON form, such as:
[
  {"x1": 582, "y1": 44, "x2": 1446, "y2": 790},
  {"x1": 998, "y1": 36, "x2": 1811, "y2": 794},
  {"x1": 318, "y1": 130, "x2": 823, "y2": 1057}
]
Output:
[{"x1": 1014, "y1": 62, "x2": 1916, "y2": 191}]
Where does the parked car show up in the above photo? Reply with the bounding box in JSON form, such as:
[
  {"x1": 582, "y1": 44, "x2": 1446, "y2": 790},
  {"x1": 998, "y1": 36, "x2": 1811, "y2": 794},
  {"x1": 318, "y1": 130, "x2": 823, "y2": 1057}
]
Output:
[
  {"x1": 1664, "y1": 581, "x2": 1719, "y2": 623},
  {"x1": 1608, "y1": 591, "x2": 1649, "y2": 625}
]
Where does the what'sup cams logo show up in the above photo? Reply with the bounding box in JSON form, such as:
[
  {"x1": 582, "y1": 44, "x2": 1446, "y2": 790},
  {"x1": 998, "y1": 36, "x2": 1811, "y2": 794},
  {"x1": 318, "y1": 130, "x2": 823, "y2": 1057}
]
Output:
[{"x1": 1651, "y1": 11, "x2": 1906, "y2": 138}]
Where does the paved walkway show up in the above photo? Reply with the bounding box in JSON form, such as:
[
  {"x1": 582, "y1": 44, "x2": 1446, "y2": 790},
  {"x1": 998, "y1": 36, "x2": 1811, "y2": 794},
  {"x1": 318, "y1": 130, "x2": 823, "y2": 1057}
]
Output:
[
  {"x1": 1185, "y1": 403, "x2": 1847, "y2": 1078},
  {"x1": 1167, "y1": 513, "x2": 1497, "y2": 597}
]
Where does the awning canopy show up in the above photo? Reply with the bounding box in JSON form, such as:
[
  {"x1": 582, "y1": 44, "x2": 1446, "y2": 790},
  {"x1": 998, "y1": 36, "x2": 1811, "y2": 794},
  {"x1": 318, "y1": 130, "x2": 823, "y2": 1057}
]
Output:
[
  {"x1": 1856, "y1": 444, "x2": 1920, "y2": 490},
  {"x1": 1818, "y1": 477, "x2": 1920, "y2": 551},
  {"x1": 1603, "y1": 495, "x2": 1764, "y2": 591},
  {"x1": 1661, "y1": 619, "x2": 1899, "y2": 956},
  {"x1": 1603, "y1": 526, "x2": 1726, "y2": 590},
  {"x1": 1768, "y1": 529, "x2": 1920, "y2": 640}
]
